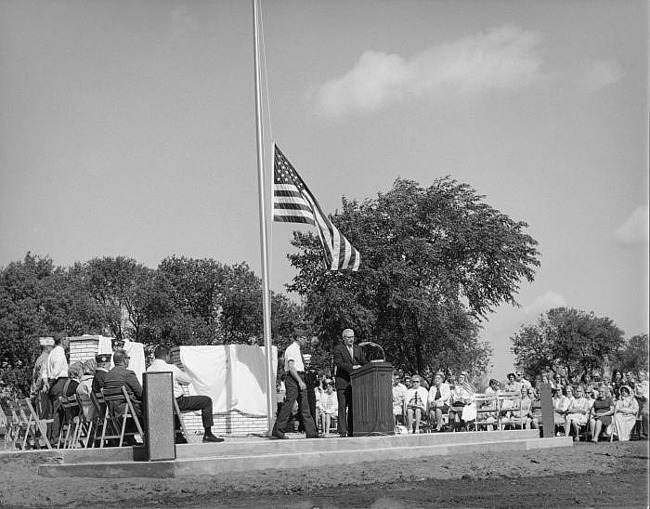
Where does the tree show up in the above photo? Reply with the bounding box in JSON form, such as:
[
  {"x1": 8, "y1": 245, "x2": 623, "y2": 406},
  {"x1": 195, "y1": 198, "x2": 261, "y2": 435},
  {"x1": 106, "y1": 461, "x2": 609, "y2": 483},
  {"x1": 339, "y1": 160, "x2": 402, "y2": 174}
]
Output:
[
  {"x1": 140, "y1": 256, "x2": 303, "y2": 346},
  {"x1": 612, "y1": 333, "x2": 648, "y2": 374},
  {"x1": 510, "y1": 307, "x2": 626, "y2": 378},
  {"x1": 75, "y1": 256, "x2": 154, "y2": 341},
  {"x1": 0, "y1": 253, "x2": 104, "y2": 395},
  {"x1": 288, "y1": 177, "x2": 540, "y2": 377}
]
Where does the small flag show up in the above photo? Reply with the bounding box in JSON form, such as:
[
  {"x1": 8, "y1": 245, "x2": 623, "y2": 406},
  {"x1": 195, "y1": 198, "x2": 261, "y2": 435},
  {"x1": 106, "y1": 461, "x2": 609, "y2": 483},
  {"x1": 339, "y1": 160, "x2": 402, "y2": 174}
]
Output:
[{"x1": 273, "y1": 145, "x2": 361, "y2": 271}]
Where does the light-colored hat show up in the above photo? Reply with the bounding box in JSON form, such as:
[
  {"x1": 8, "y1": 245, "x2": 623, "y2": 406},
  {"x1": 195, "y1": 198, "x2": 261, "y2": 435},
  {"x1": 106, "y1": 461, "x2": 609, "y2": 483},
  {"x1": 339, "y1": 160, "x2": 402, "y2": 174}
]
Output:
[{"x1": 39, "y1": 337, "x2": 54, "y2": 346}]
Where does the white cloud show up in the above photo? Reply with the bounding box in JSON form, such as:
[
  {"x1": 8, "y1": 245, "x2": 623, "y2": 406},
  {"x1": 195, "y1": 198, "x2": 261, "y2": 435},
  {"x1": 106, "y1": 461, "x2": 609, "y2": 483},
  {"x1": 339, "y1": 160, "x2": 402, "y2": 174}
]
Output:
[
  {"x1": 315, "y1": 24, "x2": 544, "y2": 117},
  {"x1": 523, "y1": 291, "x2": 568, "y2": 316},
  {"x1": 615, "y1": 205, "x2": 649, "y2": 245},
  {"x1": 581, "y1": 60, "x2": 624, "y2": 90}
]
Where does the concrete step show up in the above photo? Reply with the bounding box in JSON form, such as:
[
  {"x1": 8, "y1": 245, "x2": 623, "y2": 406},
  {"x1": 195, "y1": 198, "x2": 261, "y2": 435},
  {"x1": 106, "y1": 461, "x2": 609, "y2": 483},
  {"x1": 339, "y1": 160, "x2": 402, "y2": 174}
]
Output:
[
  {"x1": 38, "y1": 431, "x2": 573, "y2": 479},
  {"x1": 43, "y1": 429, "x2": 540, "y2": 465}
]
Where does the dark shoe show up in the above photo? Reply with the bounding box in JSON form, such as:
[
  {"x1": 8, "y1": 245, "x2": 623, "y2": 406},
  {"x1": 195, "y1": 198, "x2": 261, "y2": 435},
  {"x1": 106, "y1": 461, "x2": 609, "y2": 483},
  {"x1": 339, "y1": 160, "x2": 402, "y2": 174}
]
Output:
[
  {"x1": 203, "y1": 434, "x2": 224, "y2": 443},
  {"x1": 271, "y1": 430, "x2": 287, "y2": 439},
  {"x1": 338, "y1": 433, "x2": 347, "y2": 438},
  {"x1": 175, "y1": 436, "x2": 188, "y2": 444}
]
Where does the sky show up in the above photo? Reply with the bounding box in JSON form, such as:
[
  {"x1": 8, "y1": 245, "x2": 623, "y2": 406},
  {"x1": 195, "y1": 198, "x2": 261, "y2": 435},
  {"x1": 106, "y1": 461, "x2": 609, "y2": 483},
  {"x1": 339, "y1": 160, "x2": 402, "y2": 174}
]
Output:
[{"x1": 1, "y1": 0, "x2": 648, "y2": 377}]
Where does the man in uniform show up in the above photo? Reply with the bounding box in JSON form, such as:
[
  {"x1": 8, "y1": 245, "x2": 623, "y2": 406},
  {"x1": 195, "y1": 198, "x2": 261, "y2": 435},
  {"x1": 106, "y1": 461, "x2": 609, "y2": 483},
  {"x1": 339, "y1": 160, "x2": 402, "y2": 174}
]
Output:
[
  {"x1": 31, "y1": 337, "x2": 54, "y2": 419},
  {"x1": 92, "y1": 353, "x2": 112, "y2": 394},
  {"x1": 271, "y1": 328, "x2": 320, "y2": 439},
  {"x1": 333, "y1": 328, "x2": 368, "y2": 437}
]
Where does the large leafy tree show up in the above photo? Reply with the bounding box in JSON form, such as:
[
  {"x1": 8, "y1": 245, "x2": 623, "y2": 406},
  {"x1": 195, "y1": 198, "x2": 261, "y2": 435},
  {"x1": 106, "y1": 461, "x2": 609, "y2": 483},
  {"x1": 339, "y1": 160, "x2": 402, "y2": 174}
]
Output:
[
  {"x1": 73, "y1": 256, "x2": 154, "y2": 341},
  {"x1": 510, "y1": 307, "x2": 626, "y2": 377},
  {"x1": 140, "y1": 256, "x2": 303, "y2": 346},
  {"x1": 0, "y1": 253, "x2": 104, "y2": 395},
  {"x1": 289, "y1": 177, "x2": 540, "y2": 376},
  {"x1": 612, "y1": 333, "x2": 648, "y2": 375}
]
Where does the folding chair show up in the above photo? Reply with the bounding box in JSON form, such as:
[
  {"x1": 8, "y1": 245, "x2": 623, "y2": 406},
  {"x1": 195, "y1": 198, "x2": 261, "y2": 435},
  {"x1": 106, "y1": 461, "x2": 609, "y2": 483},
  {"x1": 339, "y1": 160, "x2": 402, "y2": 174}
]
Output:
[
  {"x1": 473, "y1": 393, "x2": 498, "y2": 431},
  {"x1": 101, "y1": 387, "x2": 144, "y2": 447},
  {"x1": 172, "y1": 397, "x2": 190, "y2": 443},
  {"x1": 18, "y1": 398, "x2": 53, "y2": 450},
  {"x1": 72, "y1": 394, "x2": 95, "y2": 448},
  {"x1": 499, "y1": 393, "x2": 524, "y2": 430},
  {"x1": 57, "y1": 395, "x2": 81, "y2": 449},
  {"x1": 2, "y1": 400, "x2": 22, "y2": 449},
  {"x1": 89, "y1": 392, "x2": 116, "y2": 448}
]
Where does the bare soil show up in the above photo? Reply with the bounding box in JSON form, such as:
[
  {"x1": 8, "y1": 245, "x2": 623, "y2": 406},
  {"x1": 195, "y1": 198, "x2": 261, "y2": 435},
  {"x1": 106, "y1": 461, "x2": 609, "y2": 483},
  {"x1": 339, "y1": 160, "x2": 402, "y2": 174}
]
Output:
[{"x1": 0, "y1": 440, "x2": 647, "y2": 508}]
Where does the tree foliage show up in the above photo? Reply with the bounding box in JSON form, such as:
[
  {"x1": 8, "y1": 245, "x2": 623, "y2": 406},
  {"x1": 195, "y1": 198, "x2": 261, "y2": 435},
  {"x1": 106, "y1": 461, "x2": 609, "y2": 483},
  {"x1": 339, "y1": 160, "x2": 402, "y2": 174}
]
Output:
[
  {"x1": 289, "y1": 177, "x2": 541, "y2": 377},
  {"x1": 612, "y1": 333, "x2": 648, "y2": 374},
  {"x1": 510, "y1": 307, "x2": 627, "y2": 377}
]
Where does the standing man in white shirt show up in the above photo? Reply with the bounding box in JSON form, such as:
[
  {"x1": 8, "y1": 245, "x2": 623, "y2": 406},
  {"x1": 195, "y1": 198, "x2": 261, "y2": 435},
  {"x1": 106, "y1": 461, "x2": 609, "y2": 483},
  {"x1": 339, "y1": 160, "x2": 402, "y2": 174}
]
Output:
[
  {"x1": 271, "y1": 328, "x2": 320, "y2": 439},
  {"x1": 45, "y1": 332, "x2": 69, "y2": 443},
  {"x1": 147, "y1": 344, "x2": 223, "y2": 443}
]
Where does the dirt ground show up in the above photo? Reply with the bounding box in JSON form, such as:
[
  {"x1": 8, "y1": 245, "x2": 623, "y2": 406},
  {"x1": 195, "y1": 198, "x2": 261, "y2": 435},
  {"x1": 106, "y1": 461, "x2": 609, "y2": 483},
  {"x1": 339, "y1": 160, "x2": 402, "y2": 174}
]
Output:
[{"x1": 0, "y1": 440, "x2": 647, "y2": 508}]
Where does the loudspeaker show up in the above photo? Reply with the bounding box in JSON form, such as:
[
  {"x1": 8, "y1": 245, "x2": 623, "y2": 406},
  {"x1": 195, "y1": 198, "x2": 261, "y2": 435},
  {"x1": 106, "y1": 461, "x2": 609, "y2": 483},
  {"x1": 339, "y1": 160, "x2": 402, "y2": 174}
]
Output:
[{"x1": 143, "y1": 371, "x2": 176, "y2": 461}]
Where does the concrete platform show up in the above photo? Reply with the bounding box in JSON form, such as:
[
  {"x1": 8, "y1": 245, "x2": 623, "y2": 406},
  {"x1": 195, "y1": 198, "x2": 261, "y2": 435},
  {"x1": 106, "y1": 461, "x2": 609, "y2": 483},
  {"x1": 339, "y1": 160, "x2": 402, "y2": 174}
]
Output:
[{"x1": 36, "y1": 430, "x2": 573, "y2": 479}]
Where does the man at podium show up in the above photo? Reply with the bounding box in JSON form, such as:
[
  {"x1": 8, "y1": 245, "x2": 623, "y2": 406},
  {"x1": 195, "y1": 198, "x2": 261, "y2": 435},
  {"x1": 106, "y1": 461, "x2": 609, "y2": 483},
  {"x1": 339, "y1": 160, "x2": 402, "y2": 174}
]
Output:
[{"x1": 333, "y1": 328, "x2": 368, "y2": 437}]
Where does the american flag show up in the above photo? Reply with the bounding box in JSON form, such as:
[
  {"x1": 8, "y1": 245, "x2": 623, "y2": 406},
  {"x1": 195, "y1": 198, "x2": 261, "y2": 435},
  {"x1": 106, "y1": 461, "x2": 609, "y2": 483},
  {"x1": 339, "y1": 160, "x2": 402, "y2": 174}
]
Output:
[{"x1": 273, "y1": 145, "x2": 361, "y2": 271}]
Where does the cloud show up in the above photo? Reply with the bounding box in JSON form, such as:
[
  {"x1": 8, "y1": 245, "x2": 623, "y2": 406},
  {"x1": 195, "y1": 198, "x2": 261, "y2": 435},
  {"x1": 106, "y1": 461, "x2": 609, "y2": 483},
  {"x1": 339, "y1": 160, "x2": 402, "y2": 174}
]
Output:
[
  {"x1": 523, "y1": 291, "x2": 568, "y2": 316},
  {"x1": 315, "y1": 24, "x2": 544, "y2": 117},
  {"x1": 581, "y1": 60, "x2": 624, "y2": 90},
  {"x1": 615, "y1": 205, "x2": 649, "y2": 245}
]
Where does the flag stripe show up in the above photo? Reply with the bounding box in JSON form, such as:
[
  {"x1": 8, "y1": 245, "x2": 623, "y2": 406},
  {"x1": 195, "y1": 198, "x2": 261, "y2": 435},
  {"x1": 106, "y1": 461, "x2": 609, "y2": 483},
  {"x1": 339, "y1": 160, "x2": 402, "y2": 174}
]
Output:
[{"x1": 272, "y1": 144, "x2": 361, "y2": 271}]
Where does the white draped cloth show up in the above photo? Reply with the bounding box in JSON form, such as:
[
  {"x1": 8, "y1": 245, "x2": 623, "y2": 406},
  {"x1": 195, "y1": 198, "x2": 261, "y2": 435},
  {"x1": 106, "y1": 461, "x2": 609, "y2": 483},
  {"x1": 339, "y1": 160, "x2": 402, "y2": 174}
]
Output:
[{"x1": 179, "y1": 345, "x2": 278, "y2": 416}]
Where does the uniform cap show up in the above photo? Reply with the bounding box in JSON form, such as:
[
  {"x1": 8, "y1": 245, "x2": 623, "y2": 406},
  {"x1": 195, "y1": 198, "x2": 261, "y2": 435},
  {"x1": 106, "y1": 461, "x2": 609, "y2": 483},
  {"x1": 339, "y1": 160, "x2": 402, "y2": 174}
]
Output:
[
  {"x1": 95, "y1": 353, "x2": 112, "y2": 363},
  {"x1": 39, "y1": 337, "x2": 54, "y2": 346}
]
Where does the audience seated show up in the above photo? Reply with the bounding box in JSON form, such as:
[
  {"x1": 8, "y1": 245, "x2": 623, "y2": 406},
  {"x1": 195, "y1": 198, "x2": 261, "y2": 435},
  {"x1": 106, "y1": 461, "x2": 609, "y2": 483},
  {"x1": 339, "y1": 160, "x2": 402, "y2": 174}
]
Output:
[
  {"x1": 612, "y1": 385, "x2": 639, "y2": 441},
  {"x1": 76, "y1": 359, "x2": 96, "y2": 420},
  {"x1": 320, "y1": 379, "x2": 338, "y2": 434},
  {"x1": 508, "y1": 386, "x2": 532, "y2": 429},
  {"x1": 428, "y1": 372, "x2": 451, "y2": 432},
  {"x1": 102, "y1": 349, "x2": 143, "y2": 421},
  {"x1": 405, "y1": 375, "x2": 428, "y2": 433},
  {"x1": 553, "y1": 387, "x2": 571, "y2": 435},
  {"x1": 589, "y1": 386, "x2": 614, "y2": 442},
  {"x1": 565, "y1": 386, "x2": 590, "y2": 441},
  {"x1": 392, "y1": 372, "x2": 408, "y2": 427},
  {"x1": 449, "y1": 371, "x2": 473, "y2": 432},
  {"x1": 636, "y1": 371, "x2": 649, "y2": 439}
]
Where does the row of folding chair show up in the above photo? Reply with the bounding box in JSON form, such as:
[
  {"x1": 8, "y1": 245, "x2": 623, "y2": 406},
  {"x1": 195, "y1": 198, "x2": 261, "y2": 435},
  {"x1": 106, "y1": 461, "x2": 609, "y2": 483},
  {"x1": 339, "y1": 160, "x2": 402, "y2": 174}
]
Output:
[
  {"x1": 1, "y1": 398, "x2": 53, "y2": 450},
  {"x1": 473, "y1": 392, "x2": 525, "y2": 431},
  {"x1": 4, "y1": 389, "x2": 189, "y2": 450}
]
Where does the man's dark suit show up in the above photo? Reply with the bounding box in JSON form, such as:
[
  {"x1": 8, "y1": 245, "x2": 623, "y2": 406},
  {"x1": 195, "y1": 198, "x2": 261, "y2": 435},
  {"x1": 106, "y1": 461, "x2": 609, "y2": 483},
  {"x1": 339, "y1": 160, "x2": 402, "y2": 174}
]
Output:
[
  {"x1": 333, "y1": 343, "x2": 367, "y2": 436},
  {"x1": 102, "y1": 365, "x2": 143, "y2": 418}
]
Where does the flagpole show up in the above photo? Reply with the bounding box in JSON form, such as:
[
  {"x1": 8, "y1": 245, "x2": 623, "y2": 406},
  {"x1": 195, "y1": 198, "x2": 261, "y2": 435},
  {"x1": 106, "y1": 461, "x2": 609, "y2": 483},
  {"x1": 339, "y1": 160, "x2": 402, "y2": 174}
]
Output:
[{"x1": 252, "y1": 0, "x2": 275, "y2": 435}]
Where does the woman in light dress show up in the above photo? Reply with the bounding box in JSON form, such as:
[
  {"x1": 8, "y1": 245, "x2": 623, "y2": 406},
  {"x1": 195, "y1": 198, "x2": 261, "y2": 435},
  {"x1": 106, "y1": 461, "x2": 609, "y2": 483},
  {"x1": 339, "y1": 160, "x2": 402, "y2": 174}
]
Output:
[
  {"x1": 553, "y1": 386, "x2": 573, "y2": 435},
  {"x1": 565, "y1": 386, "x2": 590, "y2": 441},
  {"x1": 612, "y1": 385, "x2": 639, "y2": 441}
]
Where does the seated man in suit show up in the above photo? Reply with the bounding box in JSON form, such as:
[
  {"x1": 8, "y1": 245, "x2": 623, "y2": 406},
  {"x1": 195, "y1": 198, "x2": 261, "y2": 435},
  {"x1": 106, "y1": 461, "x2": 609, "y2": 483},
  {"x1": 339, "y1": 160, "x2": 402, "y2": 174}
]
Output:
[
  {"x1": 333, "y1": 328, "x2": 368, "y2": 437},
  {"x1": 102, "y1": 349, "x2": 143, "y2": 419},
  {"x1": 428, "y1": 372, "x2": 451, "y2": 431}
]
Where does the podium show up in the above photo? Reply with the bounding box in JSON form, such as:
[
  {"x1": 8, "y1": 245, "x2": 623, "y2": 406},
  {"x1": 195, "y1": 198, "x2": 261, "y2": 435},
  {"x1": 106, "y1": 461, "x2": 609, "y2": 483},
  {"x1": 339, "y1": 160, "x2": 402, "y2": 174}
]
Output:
[{"x1": 351, "y1": 361, "x2": 394, "y2": 436}]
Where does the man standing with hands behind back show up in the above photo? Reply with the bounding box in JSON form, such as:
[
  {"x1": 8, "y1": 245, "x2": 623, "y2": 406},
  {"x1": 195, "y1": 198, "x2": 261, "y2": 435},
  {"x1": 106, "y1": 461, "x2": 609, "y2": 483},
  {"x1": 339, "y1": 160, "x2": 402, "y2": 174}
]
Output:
[
  {"x1": 271, "y1": 328, "x2": 320, "y2": 440},
  {"x1": 334, "y1": 328, "x2": 368, "y2": 437}
]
